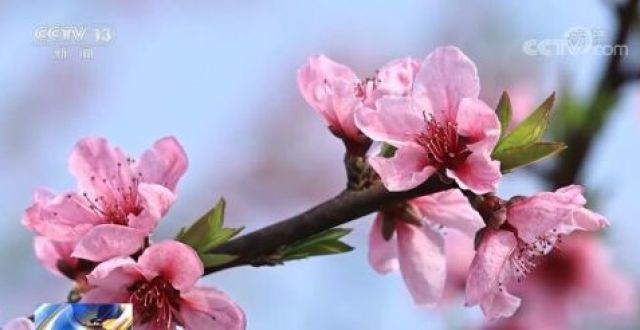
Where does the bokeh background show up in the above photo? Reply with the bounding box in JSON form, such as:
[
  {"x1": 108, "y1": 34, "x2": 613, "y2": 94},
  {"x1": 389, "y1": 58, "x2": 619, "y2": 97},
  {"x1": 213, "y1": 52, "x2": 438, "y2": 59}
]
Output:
[{"x1": 1, "y1": 0, "x2": 639, "y2": 329}]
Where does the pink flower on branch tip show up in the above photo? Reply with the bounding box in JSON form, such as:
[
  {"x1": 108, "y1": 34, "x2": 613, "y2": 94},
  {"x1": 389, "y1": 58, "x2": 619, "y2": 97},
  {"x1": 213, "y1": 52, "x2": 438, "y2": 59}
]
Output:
[
  {"x1": 23, "y1": 137, "x2": 188, "y2": 262},
  {"x1": 297, "y1": 54, "x2": 420, "y2": 155},
  {"x1": 483, "y1": 233, "x2": 637, "y2": 330},
  {"x1": 355, "y1": 46, "x2": 501, "y2": 193},
  {"x1": 465, "y1": 185, "x2": 609, "y2": 319},
  {"x1": 82, "y1": 240, "x2": 245, "y2": 330},
  {"x1": 368, "y1": 189, "x2": 484, "y2": 306}
]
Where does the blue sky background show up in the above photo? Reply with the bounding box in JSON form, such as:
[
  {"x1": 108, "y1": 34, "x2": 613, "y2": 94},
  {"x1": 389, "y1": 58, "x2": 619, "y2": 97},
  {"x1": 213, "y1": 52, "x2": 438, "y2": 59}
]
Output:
[{"x1": 0, "y1": 1, "x2": 638, "y2": 329}]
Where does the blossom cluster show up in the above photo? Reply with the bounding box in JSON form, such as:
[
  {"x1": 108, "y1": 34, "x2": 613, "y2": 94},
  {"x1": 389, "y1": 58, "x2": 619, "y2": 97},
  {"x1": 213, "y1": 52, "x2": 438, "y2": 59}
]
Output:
[
  {"x1": 297, "y1": 46, "x2": 612, "y2": 319},
  {"x1": 3, "y1": 45, "x2": 628, "y2": 330},
  {"x1": 17, "y1": 137, "x2": 245, "y2": 330}
]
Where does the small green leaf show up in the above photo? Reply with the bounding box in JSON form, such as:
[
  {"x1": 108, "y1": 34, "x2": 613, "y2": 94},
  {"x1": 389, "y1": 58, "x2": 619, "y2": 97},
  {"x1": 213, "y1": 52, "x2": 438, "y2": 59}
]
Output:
[
  {"x1": 201, "y1": 226, "x2": 244, "y2": 251},
  {"x1": 175, "y1": 226, "x2": 187, "y2": 240},
  {"x1": 496, "y1": 91, "x2": 512, "y2": 138},
  {"x1": 177, "y1": 198, "x2": 226, "y2": 250},
  {"x1": 379, "y1": 143, "x2": 397, "y2": 158},
  {"x1": 209, "y1": 198, "x2": 226, "y2": 230},
  {"x1": 494, "y1": 92, "x2": 555, "y2": 153},
  {"x1": 494, "y1": 142, "x2": 566, "y2": 172},
  {"x1": 281, "y1": 228, "x2": 354, "y2": 261},
  {"x1": 177, "y1": 198, "x2": 242, "y2": 253},
  {"x1": 287, "y1": 228, "x2": 351, "y2": 250},
  {"x1": 199, "y1": 253, "x2": 238, "y2": 268},
  {"x1": 283, "y1": 241, "x2": 353, "y2": 260}
]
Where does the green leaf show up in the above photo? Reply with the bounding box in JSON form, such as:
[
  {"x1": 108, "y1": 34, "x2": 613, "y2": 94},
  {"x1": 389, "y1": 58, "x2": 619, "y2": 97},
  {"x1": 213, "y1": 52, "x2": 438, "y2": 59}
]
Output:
[
  {"x1": 202, "y1": 197, "x2": 226, "y2": 231},
  {"x1": 281, "y1": 228, "x2": 354, "y2": 261},
  {"x1": 282, "y1": 241, "x2": 354, "y2": 261},
  {"x1": 494, "y1": 142, "x2": 566, "y2": 172},
  {"x1": 379, "y1": 143, "x2": 397, "y2": 158},
  {"x1": 177, "y1": 198, "x2": 243, "y2": 253},
  {"x1": 175, "y1": 227, "x2": 187, "y2": 240},
  {"x1": 494, "y1": 92, "x2": 555, "y2": 153},
  {"x1": 177, "y1": 198, "x2": 225, "y2": 250},
  {"x1": 200, "y1": 226, "x2": 244, "y2": 251},
  {"x1": 199, "y1": 253, "x2": 238, "y2": 268},
  {"x1": 496, "y1": 91, "x2": 512, "y2": 138}
]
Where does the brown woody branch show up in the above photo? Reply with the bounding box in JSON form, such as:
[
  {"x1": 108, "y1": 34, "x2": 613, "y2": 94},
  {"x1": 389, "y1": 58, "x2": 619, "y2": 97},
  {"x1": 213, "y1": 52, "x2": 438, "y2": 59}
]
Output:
[{"x1": 204, "y1": 176, "x2": 455, "y2": 274}]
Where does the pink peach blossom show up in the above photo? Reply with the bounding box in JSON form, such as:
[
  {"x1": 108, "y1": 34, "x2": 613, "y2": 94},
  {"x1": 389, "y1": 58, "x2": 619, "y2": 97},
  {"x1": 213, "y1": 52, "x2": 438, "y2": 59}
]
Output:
[
  {"x1": 483, "y1": 233, "x2": 637, "y2": 330},
  {"x1": 297, "y1": 55, "x2": 419, "y2": 154},
  {"x1": 2, "y1": 318, "x2": 34, "y2": 330},
  {"x1": 368, "y1": 189, "x2": 484, "y2": 306},
  {"x1": 23, "y1": 137, "x2": 187, "y2": 262},
  {"x1": 355, "y1": 46, "x2": 501, "y2": 193},
  {"x1": 82, "y1": 240, "x2": 245, "y2": 330},
  {"x1": 465, "y1": 185, "x2": 609, "y2": 319}
]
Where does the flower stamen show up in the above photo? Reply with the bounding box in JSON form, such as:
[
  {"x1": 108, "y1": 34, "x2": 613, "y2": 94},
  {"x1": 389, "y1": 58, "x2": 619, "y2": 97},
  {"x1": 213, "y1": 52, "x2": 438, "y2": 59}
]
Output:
[
  {"x1": 354, "y1": 73, "x2": 381, "y2": 100},
  {"x1": 129, "y1": 277, "x2": 181, "y2": 329},
  {"x1": 415, "y1": 115, "x2": 470, "y2": 169}
]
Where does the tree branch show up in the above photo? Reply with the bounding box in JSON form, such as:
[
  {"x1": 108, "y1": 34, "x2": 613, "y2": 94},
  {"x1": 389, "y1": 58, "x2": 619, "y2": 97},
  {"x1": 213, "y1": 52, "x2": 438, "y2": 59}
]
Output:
[
  {"x1": 203, "y1": 0, "x2": 640, "y2": 276},
  {"x1": 550, "y1": 0, "x2": 638, "y2": 188},
  {"x1": 204, "y1": 176, "x2": 455, "y2": 274}
]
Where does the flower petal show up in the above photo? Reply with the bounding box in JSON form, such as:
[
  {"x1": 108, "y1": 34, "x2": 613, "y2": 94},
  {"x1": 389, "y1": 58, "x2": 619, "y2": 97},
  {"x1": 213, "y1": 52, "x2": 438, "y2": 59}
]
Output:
[
  {"x1": 72, "y1": 225, "x2": 147, "y2": 262},
  {"x1": 411, "y1": 189, "x2": 484, "y2": 237},
  {"x1": 396, "y1": 222, "x2": 446, "y2": 306},
  {"x1": 23, "y1": 191, "x2": 102, "y2": 241},
  {"x1": 507, "y1": 198, "x2": 567, "y2": 243},
  {"x1": 137, "y1": 241, "x2": 203, "y2": 291},
  {"x1": 354, "y1": 96, "x2": 426, "y2": 146},
  {"x1": 479, "y1": 290, "x2": 522, "y2": 319},
  {"x1": 128, "y1": 183, "x2": 176, "y2": 233},
  {"x1": 179, "y1": 286, "x2": 246, "y2": 330},
  {"x1": 34, "y1": 236, "x2": 75, "y2": 278},
  {"x1": 554, "y1": 184, "x2": 586, "y2": 204},
  {"x1": 507, "y1": 185, "x2": 608, "y2": 243},
  {"x1": 328, "y1": 79, "x2": 360, "y2": 138},
  {"x1": 135, "y1": 137, "x2": 188, "y2": 192},
  {"x1": 413, "y1": 46, "x2": 480, "y2": 118},
  {"x1": 465, "y1": 229, "x2": 517, "y2": 306},
  {"x1": 555, "y1": 185, "x2": 609, "y2": 233},
  {"x1": 81, "y1": 287, "x2": 132, "y2": 304},
  {"x1": 569, "y1": 207, "x2": 609, "y2": 233},
  {"x1": 369, "y1": 146, "x2": 436, "y2": 192},
  {"x1": 368, "y1": 214, "x2": 399, "y2": 274},
  {"x1": 369, "y1": 57, "x2": 421, "y2": 102},
  {"x1": 85, "y1": 256, "x2": 141, "y2": 292},
  {"x1": 447, "y1": 152, "x2": 501, "y2": 194},
  {"x1": 456, "y1": 98, "x2": 500, "y2": 153},
  {"x1": 297, "y1": 55, "x2": 359, "y2": 138},
  {"x1": 68, "y1": 137, "x2": 133, "y2": 200}
]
